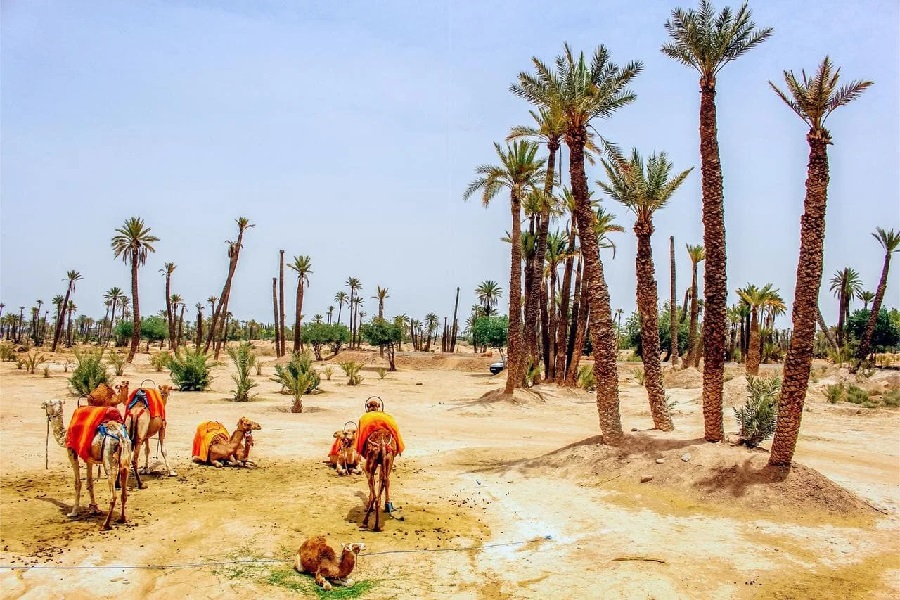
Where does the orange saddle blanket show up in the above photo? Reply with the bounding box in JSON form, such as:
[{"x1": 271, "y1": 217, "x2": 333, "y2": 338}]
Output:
[
  {"x1": 66, "y1": 406, "x2": 124, "y2": 462},
  {"x1": 355, "y1": 411, "x2": 405, "y2": 457},
  {"x1": 127, "y1": 388, "x2": 166, "y2": 420},
  {"x1": 329, "y1": 437, "x2": 343, "y2": 458},
  {"x1": 192, "y1": 421, "x2": 229, "y2": 462}
]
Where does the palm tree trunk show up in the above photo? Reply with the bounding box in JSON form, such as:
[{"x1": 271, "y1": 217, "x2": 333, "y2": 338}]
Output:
[
  {"x1": 698, "y1": 76, "x2": 727, "y2": 442},
  {"x1": 206, "y1": 227, "x2": 247, "y2": 355},
  {"x1": 835, "y1": 292, "x2": 846, "y2": 348},
  {"x1": 504, "y1": 192, "x2": 525, "y2": 394},
  {"x1": 567, "y1": 127, "x2": 623, "y2": 444},
  {"x1": 686, "y1": 264, "x2": 700, "y2": 369},
  {"x1": 565, "y1": 276, "x2": 590, "y2": 386},
  {"x1": 547, "y1": 267, "x2": 558, "y2": 380},
  {"x1": 635, "y1": 225, "x2": 673, "y2": 431},
  {"x1": 770, "y1": 131, "x2": 830, "y2": 466},
  {"x1": 165, "y1": 274, "x2": 175, "y2": 350},
  {"x1": 128, "y1": 254, "x2": 141, "y2": 362},
  {"x1": 523, "y1": 216, "x2": 539, "y2": 374},
  {"x1": 51, "y1": 289, "x2": 71, "y2": 352},
  {"x1": 279, "y1": 251, "x2": 286, "y2": 357},
  {"x1": 536, "y1": 142, "x2": 557, "y2": 382},
  {"x1": 272, "y1": 277, "x2": 280, "y2": 355},
  {"x1": 816, "y1": 306, "x2": 838, "y2": 353},
  {"x1": 293, "y1": 281, "x2": 303, "y2": 353},
  {"x1": 565, "y1": 256, "x2": 583, "y2": 379},
  {"x1": 669, "y1": 236, "x2": 679, "y2": 366},
  {"x1": 746, "y1": 307, "x2": 761, "y2": 376},
  {"x1": 854, "y1": 254, "x2": 893, "y2": 370},
  {"x1": 177, "y1": 304, "x2": 185, "y2": 348},
  {"x1": 554, "y1": 221, "x2": 577, "y2": 384}
]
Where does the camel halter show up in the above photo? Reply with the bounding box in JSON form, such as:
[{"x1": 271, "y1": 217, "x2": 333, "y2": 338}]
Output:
[{"x1": 364, "y1": 395, "x2": 384, "y2": 412}]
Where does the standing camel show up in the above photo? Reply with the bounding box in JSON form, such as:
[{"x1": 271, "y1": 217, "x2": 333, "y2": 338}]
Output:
[
  {"x1": 356, "y1": 397, "x2": 404, "y2": 532},
  {"x1": 124, "y1": 386, "x2": 176, "y2": 489},
  {"x1": 41, "y1": 399, "x2": 132, "y2": 530}
]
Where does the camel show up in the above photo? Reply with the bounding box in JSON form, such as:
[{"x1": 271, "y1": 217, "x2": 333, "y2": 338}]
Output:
[
  {"x1": 84, "y1": 381, "x2": 129, "y2": 408},
  {"x1": 124, "y1": 387, "x2": 176, "y2": 489},
  {"x1": 192, "y1": 417, "x2": 261, "y2": 468},
  {"x1": 41, "y1": 399, "x2": 132, "y2": 530},
  {"x1": 329, "y1": 424, "x2": 362, "y2": 476},
  {"x1": 361, "y1": 428, "x2": 397, "y2": 532},
  {"x1": 293, "y1": 536, "x2": 365, "y2": 591}
]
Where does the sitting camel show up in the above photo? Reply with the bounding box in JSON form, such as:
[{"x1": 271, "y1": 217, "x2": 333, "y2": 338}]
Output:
[
  {"x1": 356, "y1": 397, "x2": 404, "y2": 532},
  {"x1": 329, "y1": 422, "x2": 362, "y2": 476},
  {"x1": 294, "y1": 536, "x2": 365, "y2": 591},
  {"x1": 124, "y1": 386, "x2": 176, "y2": 488},
  {"x1": 84, "y1": 381, "x2": 129, "y2": 408},
  {"x1": 191, "y1": 417, "x2": 261, "y2": 467},
  {"x1": 41, "y1": 399, "x2": 132, "y2": 530}
]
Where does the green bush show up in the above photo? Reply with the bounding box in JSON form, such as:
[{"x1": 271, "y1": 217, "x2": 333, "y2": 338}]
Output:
[
  {"x1": 340, "y1": 361, "x2": 364, "y2": 386},
  {"x1": 168, "y1": 348, "x2": 211, "y2": 391},
  {"x1": 24, "y1": 350, "x2": 45, "y2": 375},
  {"x1": 271, "y1": 352, "x2": 320, "y2": 396},
  {"x1": 323, "y1": 366, "x2": 334, "y2": 381},
  {"x1": 845, "y1": 385, "x2": 869, "y2": 405},
  {"x1": 0, "y1": 342, "x2": 15, "y2": 362},
  {"x1": 524, "y1": 358, "x2": 541, "y2": 388},
  {"x1": 881, "y1": 390, "x2": 900, "y2": 408},
  {"x1": 376, "y1": 367, "x2": 387, "y2": 380},
  {"x1": 577, "y1": 364, "x2": 595, "y2": 392},
  {"x1": 107, "y1": 350, "x2": 126, "y2": 376},
  {"x1": 150, "y1": 351, "x2": 172, "y2": 372},
  {"x1": 734, "y1": 376, "x2": 780, "y2": 448},
  {"x1": 825, "y1": 383, "x2": 844, "y2": 404},
  {"x1": 69, "y1": 348, "x2": 110, "y2": 396},
  {"x1": 228, "y1": 342, "x2": 257, "y2": 402}
]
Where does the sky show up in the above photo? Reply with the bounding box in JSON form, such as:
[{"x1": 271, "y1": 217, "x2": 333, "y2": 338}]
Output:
[{"x1": 2, "y1": 0, "x2": 898, "y2": 331}]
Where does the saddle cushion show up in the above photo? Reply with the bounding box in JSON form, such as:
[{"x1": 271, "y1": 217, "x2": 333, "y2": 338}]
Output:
[
  {"x1": 328, "y1": 437, "x2": 343, "y2": 459},
  {"x1": 355, "y1": 411, "x2": 405, "y2": 457},
  {"x1": 127, "y1": 388, "x2": 166, "y2": 420},
  {"x1": 192, "y1": 421, "x2": 229, "y2": 462},
  {"x1": 66, "y1": 406, "x2": 124, "y2": 462}
]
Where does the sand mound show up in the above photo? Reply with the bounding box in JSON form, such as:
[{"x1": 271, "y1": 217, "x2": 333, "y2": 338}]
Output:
[
  {"x1": 664, "y1": 368, "x2": 704, "y2": 389},
  {"x1": 395, "y1": 352, "x2": 493, "y2": 373}
]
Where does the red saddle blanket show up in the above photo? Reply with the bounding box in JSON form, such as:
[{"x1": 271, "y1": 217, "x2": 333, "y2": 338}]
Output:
[
  {"x1": 66, "y1": 406, "x2": 124, "y2": 462},
  {"x1": 355, "y1": 411, "x2": 405, "y2": 457},
  {"x1": 126, "y1": 388, "x2": 166, "y2": 420},
  {"x1": 192, "y1": 421, "x2": 229, "y2": 462}
]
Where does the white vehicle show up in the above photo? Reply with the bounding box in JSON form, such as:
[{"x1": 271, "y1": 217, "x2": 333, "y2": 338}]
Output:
[{"x1": 489, "y1": 354, "x2": 506, "y2": 375}]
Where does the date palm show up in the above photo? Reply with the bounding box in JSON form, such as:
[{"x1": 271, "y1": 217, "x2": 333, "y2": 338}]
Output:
[
  {"x1": 195, "y1": 303, "x2": 204, "y2": 348},
  {"x1": 51, "y1": 271, "x2": 83, "y2": 352},
  {"x1": 279, "y1": 249, "x2": 287, "y2": 357},
  {"x1": 464, "y1": 140, "x2": 546, "y2": 394},
  {"x1": 207, "y1": 217, "x2": 253, "y2": 357},
  {"x1": 684, "y1": 244, "x2": 706, "y2": 368},
  {"x1": 599, "y1": 149, "x2": 692, "y2": 431},
  {"x1": 736, "y1": 283, "x2": 783, "y2": 376},
  {"x1": 663, "y1": 0, "x2": 772, "y2": 442},
  {"x1": 828, "y1": 267, "x2": 862, "y2": 347},
  {"x1": 334, "y1": 291, "x2": 349, "y2": 326},
  {"x1": 289, "y1": 255, "x2": 313, "y2": 353},
  {"x1": 513, "y1": 44, "x2": 640, "y2": 444},
  {"x1": 476, "y1": 281, "x2": 503, "y2": 316},
  {"x1": 372, "y1": 286, "x2": 390, "y2": 319},
  {"x1": 103, "y1": 287, "x2": 123, "y2": 345},
  {"x1": 111, "y1": 217, "x2": 158, "y2": 362},
  {"x1": 768, "y1": 57, "x2": 872, "y2": 466},
  {"x1": 346, "y1": 278, "x2": 362, "y2": 348},
  {"x1": 171, "y1": 294, "x2": 185, "y2": 348},
  {"x1": 854, "y1": 228, "x2": 900, "y2": 370},
  {"x1": 858, "y1": 290, "x2": 875, "y2": 311},
  {"x1": 160, "y1": 262, "x2": 177, "y2": 350}
]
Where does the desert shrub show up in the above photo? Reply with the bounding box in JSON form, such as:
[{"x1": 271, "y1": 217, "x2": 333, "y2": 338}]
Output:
[
  {"x1": 107, "y1": 350, "x2": 126, "y2": 376},
  {"x1": 69, "y1": 348, "x2": 110, "y2": 396},
  {"x1": 255, "y1": 361, "x2": 263, "y2": 376},
  {"x1": 734, "y1": 376, "x2": 780, "y2": 448},
  {"x1": 376, "y1": 367, "x2": 387, "y2": 380},
  {"x1": 168, "y1": 348, "x2": 211, "y2": 391},
  {"x1": 523, "y1": 358, "x2": 541, "y2": 388},
  {"x1": 634, "y1": 367, "x2": 645, "y2": 386},
  {"x1": 323, "y1": 366, "x2": 334, "y2": 381},
  {"x1": 63, "y1": 358, "x2": 73, "y2": 373},
  {"x1": 228, "y1": 342, "x2": 257, "y2": 402},
  {"x1": 43, "y1": 365, "x2": 51, "y2": 378},
  {"x1": 340, "y1": 361, "x2": 364, "y2": 386},
  {"x1": 0, "y1": 342, "x2": 15, "y2": 362},
  {"x1": 845, "y1": 385, "x2": 870, "y2": 405},
  {"x1": 577, "y1": 364, "x2": 595, "y2": 391},
  {"x1": 150, "y1": 351, "x2": 172, "y2": 372},
  {"x1": 881, "y1": 390, "x2": 900, "y2": 408},
  {"x1": 23, "y1": 350, "x2": 46, "y2": 374},
  {"x1": 825, "y1": 383, "x2": 844, "y2": 404},
  {"x1": 271, "y1": 352, "x2": 320, "y2": 396}
]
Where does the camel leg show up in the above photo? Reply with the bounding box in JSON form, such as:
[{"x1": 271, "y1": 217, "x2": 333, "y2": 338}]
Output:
[
  {"x1": 373, "y1": 463, "x2": 383, "y2": 532},
  {"x1": 159, "y1": 423, "x2": 177, "y2": 476},
  {"x1": 141, "y1": 433, "x2": 151, "y2": 474},
  {"x1": 362, "y1": 457, "x2": 377, "y2": 530},
  {"x1": 103, "y1": 454, "x2": 117, "y2": 530},
  {"x1": 86, "y1": 460, "x2": 101, "y2": 514},
  {"x1": 315, "y1": 572, "x2": 333, "y2": 591},
  {"x1": 67, "y1": 450, "x2": 82, "y2": 518},
  {"x1": 117, "y1": 464, "x2": 128, "y2": 523},
  {"x1": 131, "y1": 444, "x2": 145, "y2": 489},
  {"x1": 383, "y1": 452, "x2": 394, "y2": 513}
]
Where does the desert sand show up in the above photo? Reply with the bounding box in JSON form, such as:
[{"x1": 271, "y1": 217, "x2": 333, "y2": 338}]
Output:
[{"x1": 1, "y1": 347, "x2": 898, "y2": 599}]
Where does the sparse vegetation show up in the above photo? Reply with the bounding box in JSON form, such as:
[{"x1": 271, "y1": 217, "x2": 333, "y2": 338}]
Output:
[
  {"x1": 323, "y1": 366, "x2": 334, "y2": 381},
  {"x1": 228, "y1": 342, "x2": 258, "y2": 402},
  {"x1": 150, "y1": 350, "x2": 172, "y2": 372},
  {"x1": 734, "y1": 376, "x2": 780, "y2": 448},
  {"x1": 577, "y1": 365, "x2": 595, "y2": 391},
  {"x1": 0, "y1": 342, "x2": 14, "y2": 362},
  {"x1": 340, "y1": 361, "x2": 364, "y2": 386},
  {"x1": 168, "y1": 348, "x2": 212, "y2": 391},
  {"x1": 825, "y1": 383, "x2": 844, "y2": 404},
  {"x1": 107, "y1": 350, "x2": 127, "y2": 376},
  {"x1": 376, "y1": 367, "x2": 387, "y2": 379},
  {"x1": 23, "y1": 350, "x2": 45, "y2": 375},
  {"x1": 272, "y1": 352, "x2": 320, "y2": 396},
  {"x1": 69, "y1": 347, "x2": 110, "y2": 396}
]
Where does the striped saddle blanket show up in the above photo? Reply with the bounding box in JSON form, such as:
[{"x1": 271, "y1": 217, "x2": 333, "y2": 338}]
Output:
[
  {"x1": 66, "y1": 406, "x2": 124, "y2": 462},
  {"x1": 126, "y1": 388, "x2": 166, "y2": 420},
  {"x1": 192, "y1": 421, "x2": 229, "y2": 462}
]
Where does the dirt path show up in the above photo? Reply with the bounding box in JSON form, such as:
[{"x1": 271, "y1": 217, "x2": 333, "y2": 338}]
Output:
[{"x1": 1, "y1": 353, "x2": 898, "y2": 599}]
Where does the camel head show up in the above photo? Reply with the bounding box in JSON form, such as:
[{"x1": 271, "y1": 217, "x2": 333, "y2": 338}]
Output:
[
  {"x1": 237, "y1": 417, "x2": 262, "y2": 432},
  {"x1": 341, "y1": 542, "x2": 365, "y2": 555},
  {"x1": 159, "y1": 385, "x2": 173, "y2": 405},
  {"x1": 86, "y1": 383, "x2": 113, "y2": 406},
  {"x1": 365, "y1": 397, "x2": 383, "y2": 412},
  {"x1": 41, "y1": 398, "x2": 64, "y2": 421},
  {"x1": 333, "y1": 427, "x2": 356, "y2": 448},
  {"x1": 115, "y1": 381, "x2": 130, "y2": 403}
]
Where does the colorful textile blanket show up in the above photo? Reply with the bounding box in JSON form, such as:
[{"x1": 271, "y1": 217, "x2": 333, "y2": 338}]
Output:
[
  {"x1": 329, "y1": 437, "x2": 343, "y2": 458},
  {"x1": 66, "y1": 406, "x2": 124, "y2": 462},
  {"x1": 127, "y1": 388, "x2": 166, "y2": 420},
  {"x1": 192, "y1": 421, "x2": 229, "y2": 462},
  {"x1": 355, "y1": 411, "x2": 405, "y2": 457}
]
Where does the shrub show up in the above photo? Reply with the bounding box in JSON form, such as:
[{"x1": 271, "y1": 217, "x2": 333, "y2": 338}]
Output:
[
  {"x1": 733, "y1": 376, "x2": 780, "y2": 448},
  {"x1": 43, "y1": 364, "x2": 51, "y2": 378},
  {"x1": 634, "y1": 367, "x2": 645, "y2": 386},
  {"x1": 228, "y1": 342, "x2": 257, "y2": 402},
  {"x1": 0, "y1": 342, "x2": 15, "y2": 362},
  {"x1": 271, "y1": 352, "x2": 320, "y2": 396},
  {"x1": 168, "y1": 348, "x2": 211, "y2": 391},
  {"x1": 881, "y1": 389, "x2": 900, "y2": 408},
  {"x1": 150, "y1": 351, "x2": 172, "y2": 372},
  {"x1": 577, "y1": 365, "x2": 595, "y2": 392},
  {"x1": 845, "y1": 385, "x2": 869, "y2": 405},
  {"x1": 23, "y1": 350, "x2": 46, "y2": 374},
  {"x1": 107, "y1": 350, "x2": 126, "y2": 376},
  {"x1": 524, "y1": 358, "x2": 541, "y2": 388},
  {"x1": 69, "y1": 348, "x2": 110, "y2": 396},
  {"x1": 255, "y1": 361, "x2": 263, "y2": 376},
  {"x1": 376, "y1": 367, "x2": 387, "y2": 380},
  {"x1": 825, "y1": 383, "x2": 844, "y2": 404},
  {"x1": 340, "y1": 361, "x2": 364, "y2": 386},
  {"x1": 323, "y1": 366, "x2": 334, "y2": 381}
]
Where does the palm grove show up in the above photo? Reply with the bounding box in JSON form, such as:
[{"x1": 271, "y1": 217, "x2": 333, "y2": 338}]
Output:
[{"x1": 1, "y1": 2, "x2": 896, "y2": 470}]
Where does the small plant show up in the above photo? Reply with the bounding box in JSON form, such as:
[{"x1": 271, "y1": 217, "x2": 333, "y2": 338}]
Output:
[
  {"x1": 168, "y1": 348, "x2": 212, "y2": 391},
  {"x1": 69, "y1": 348, "x2": 110, "y2": 396},
  {"x1": 0, "y1": 342, "x2": 15, "y2": 362},
  {"x1": 255, "y1": 361, "x2": 263, "y2": 376},
  {"x1": 666, "y1": 395, "x2": 677, "y2": 413},
  {"x1": 228, "y1": 342, "x2": 258, "y2": 402},
  {"x1": 23, "y1": 350, "x2": 46, "y2": 374},
  {"x1": 323, "y1": 366, "x2": 334, "y2": 381},
  {"x1": 882, "y1": 389, "x2": 900, "y2": 408},
  {"x1": 287, "y1": 371, "x2": 314, "y2": 413},
  {"x1": 634, "y1": 367, "x2": 645, "y2": 386},
  {"x1": 825, "y1": 383, "x2": 844, "y2": 404},
  {"x1": 340, "y1": 361, "x2": 364, "y2": 386},
  {"x1": 42, "y1": 364, "x2": 51, "y2": 378},
  {"x1": 845, "y1": 385, "x2": 870, "y2": 405},
  {"x1": 577, "y1": 364, "x2": 595, "y2": 392},
  {"x1": 271, "y1": 352, "x2": 320, "y2": 396},
  {"x1": 734, "y1": 376, "x2": 780, "y2": 448},
  {"x1": 150, "y1": 351, "x2": 172, "y2": 372},
  {"x1": 376, "y1": 367, "x2": 387, "y2": 380},
  {"x1": 63, "y1": 358, "x2": 73, "y2": 373},
  {"x1": 107, "y1": 350, "x2": 127, "y2": 376},
  {"x1": 15, "y1": 358, "x2": 24, "y2": 370},
  {"x1": 523, "y1": 358, "x2": 541, "y2": 388}
]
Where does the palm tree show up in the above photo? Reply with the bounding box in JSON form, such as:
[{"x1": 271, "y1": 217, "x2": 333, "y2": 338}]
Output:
[
  {"x1": 663, "y1": 0, "x2": 772, "y2": 442},
  {"x1": 104, "y1": 287, "x2": 123, "y2": 345},
  {"x1": 372, "y1": 286, "x2": 390, "y2": 319},
  {"x1": 111, "y1": 217, "x2": 158, "y2": 362},
  {"x1": 828, "y1": 267, "x2": 862, "y2": 347},
  {"x1": 346, "y1": 278, "x2": 361, "y2": 348},
  {"x1": 334, "y1": 291, "x2": 349, "y2": 325},
  {"x1": 513, "y1": 44, "x2": 640, "y2": 444},
  {"x1": 858, "y1": 290, "x2": 875, "y2": 311},
  {"x1": 51, "y1": 270, "x2": 83, "y2": 352},
  {"x1": 279, "y1": 249, "x2": 287, "y2": 357},
  {"x1": 669, "y1": 236, "x2": 679, "y2": 366},
  {"x1": 424, "y1": 312, "x2": 439, "y2": 352},
  {"x1": 206, "y1": 217, "x2": 254, "y2": 356},
  {"x1": 684, "y1": 244, "x2": 706, "y2": 368},
  {"x1": 599, "y1": 149, "x2": 692, "y2": 431},
  {"x1": 170, "y1": 294, "x2": 185, "y2": 349},
  {"x1": 768, "y1": 57, "x2": 872, "y2": 466},
  {"x1": 854, "y1": 228, "x2": 900, "y2": 369},
  {"x1": 736, "y1": 283, "x2": 784, "y2": 376},
  {"x1": 288, "y1": 255, "x2": 313, "y2": 353},
  {"x1": 464, "y1": 140, "x2": 546, "y2": 394},
  {"x1": 475, "y1": 281, "x2": 503, "y2": 315},
  {"x1": 195, "y1": 303, "x2": 204, "y2": 348},
  {"x1": 160, "y1": 262, "x2": 177, "y2": 350},
  {"x1": 65, "y1": 301, "x2": 76, "y2": 346}
]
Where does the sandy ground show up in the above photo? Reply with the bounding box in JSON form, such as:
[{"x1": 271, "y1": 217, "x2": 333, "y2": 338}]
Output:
[{"x1": 1, "y1": 348, "x2": 898, "y2": 599}]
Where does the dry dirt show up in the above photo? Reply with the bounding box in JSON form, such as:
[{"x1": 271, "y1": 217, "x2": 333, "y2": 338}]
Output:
[{"x1": 1, "y1": 349, "x2": 898, "y2": 599}]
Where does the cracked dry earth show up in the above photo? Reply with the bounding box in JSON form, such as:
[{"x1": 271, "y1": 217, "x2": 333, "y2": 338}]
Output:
[{"x1": 1, "y1": 353, "x2": 898, "y2": 599}]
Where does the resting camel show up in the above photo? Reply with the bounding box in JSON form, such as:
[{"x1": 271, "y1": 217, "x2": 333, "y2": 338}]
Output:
[
  {"x1": 329, "y1": 423, "x2": 362, "y2": 476},
  {"x1": 84, "y1": 381, "x2": 129, "y2": 408},
  {"x1": 125, "y1": 386, "x2": 176, "y2": 489},
  {"x1": 192, "y1": 417, "x2": 261, "y2": 467},
  {"x1": 42, "y1": 399, "x2": 132, "y2": 530},
  {"x1": 294, "y1": 536, "x2": 365, "y2": 591}
]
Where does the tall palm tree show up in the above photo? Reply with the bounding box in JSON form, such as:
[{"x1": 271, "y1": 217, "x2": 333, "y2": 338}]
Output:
[
  {"x1": 475, "y1": 281, "x2": 503, "y2": 316},
  {"x1": 858, "y1": 290, "x2": 875, "y2": 311},
  {"x1": 172, "y1": 294, "x2": 186, "y2": 348},
  {"x1": 424, "y1": 312, "x2": 439, "y2": 352},
  {"x1": 327, "y1": 305, "x2": 334, "y2": 325},
  {"x1": 195, "y1": 303, "x2": 204, "y2": 348},
  {"x1": 464, "y1": 140, "x2": 547, "y2": 394},
  {"x1": 854, "y1": 228, "x2": 900, "y2": 369},
  {"x1": 346, "y1": 278, "x2": 361, "y2": 348},
  {"x1": 160, "y1": 262, "x2": 177, "y2": 350},
  {"x1": 206, "y1": 217, "x2": 254, "y2": 356},
  {"x1": 279, "y1": 249, "x2": 287, "y2": 357},
  {"x1": 51, "y1": 270, "x2": 83, "y2": 352},
  {"x1": 768, "y1": 57, "x2": 872, "y2": 466},
  {"x1": 66, "y1": 301, "x2": 76, "y2": 346},
  {"x1": 372, "y1": 286, "x2": 390, "y2": 320},
  {"x1": 289, "y1": 255, "x2": 313, "y2": 353},
  {"x1": 334, "y1": 291, "x2": 349, "y2": 325},
  {"x1": 736, "y1": 283, "x2": 784, "y2": 376},
  {"x1": 684, "y1": 244, "x2": 706, "y2": 368},
  {"x1": 599, "y1": 149, "x2": 692, "y2": 431},
  {"x1": 513, "y1": 44, "x2": 640, "y2": 444},
  {"x1": 104, "y1": 287, "x2": 123, "y2": 345},
  {"x1": 111, "y1": 217, "x2": 158, "y2": 362},
  {"x1": 669, "y1": 236, "x2": 679, "y2": 366},
  {"x1": 663, "y1": 0, "x2": 772, "y2": 442},
  {"x1": 828, "y1": 267, "x2": 862, "y2": 347}
]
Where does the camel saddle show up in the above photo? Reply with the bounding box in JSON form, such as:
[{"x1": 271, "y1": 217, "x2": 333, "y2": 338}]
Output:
[
  {"x1": 66, "y1": 406, "x2": 124, "y2": 462},
  {"x1": 192, "y1": 421, "x2": 229, "y2": 463},
  {"x1": 355, "y1": 411, "x2": 405, "y2": 457},
  {"x1": 126, "y1": 388, "x2": 166, "y2": 421}
]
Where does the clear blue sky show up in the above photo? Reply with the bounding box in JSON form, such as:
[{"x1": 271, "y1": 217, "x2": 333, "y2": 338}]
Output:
[{"x1": 2, "y1": 1, "x2": 898, "y2": 330}]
